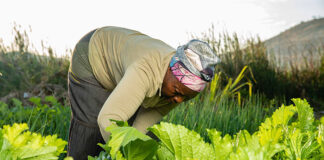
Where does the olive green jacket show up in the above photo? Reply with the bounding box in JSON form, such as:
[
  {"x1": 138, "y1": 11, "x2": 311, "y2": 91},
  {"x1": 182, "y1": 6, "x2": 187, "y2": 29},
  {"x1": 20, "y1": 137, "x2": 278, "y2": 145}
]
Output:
[{"x1": 89, "y1": 26, "x2": 177, "y2": 141}]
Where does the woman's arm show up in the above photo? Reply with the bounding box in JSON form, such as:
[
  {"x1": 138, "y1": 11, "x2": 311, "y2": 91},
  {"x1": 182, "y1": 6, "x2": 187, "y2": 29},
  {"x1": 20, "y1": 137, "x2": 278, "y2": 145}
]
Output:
[
  {"x1": 97, "y1": 65, "x2": 149, "y2": 142},
  {"x1": 131, "y1": 103, "x2": 178, "y2": 134}
]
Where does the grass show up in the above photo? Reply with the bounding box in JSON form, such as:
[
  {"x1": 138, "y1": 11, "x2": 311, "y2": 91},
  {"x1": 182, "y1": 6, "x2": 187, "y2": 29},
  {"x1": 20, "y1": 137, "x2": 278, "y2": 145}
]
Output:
[
  {"x1": 0, "y1": 92, "x2": 280, "y2": 143},
  {"x1": 192, "y1": 25, "x2": 324, "y2": 111},
  {"x1": 0, "y1": 96, "x2": 71, "y2": 141},
  {"x1": 164, "y1": 91, "x2": 278, "y2": 141}
]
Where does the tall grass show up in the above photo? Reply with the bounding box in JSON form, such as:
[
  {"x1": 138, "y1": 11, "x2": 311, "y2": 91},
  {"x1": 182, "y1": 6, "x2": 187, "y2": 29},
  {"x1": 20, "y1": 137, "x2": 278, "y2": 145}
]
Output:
[
  {"x1": 0, "y1": 96, "x2": 71, "y2": 141},
  {"x1": 164, "y1": 91, "x2": 278, "y2": 141},
  {"x1": 193, "y1": 25, "x2": 324, "y2": 110},
  {"x1": 0, "y1": 93, "x2": 276, "y2": 143}
]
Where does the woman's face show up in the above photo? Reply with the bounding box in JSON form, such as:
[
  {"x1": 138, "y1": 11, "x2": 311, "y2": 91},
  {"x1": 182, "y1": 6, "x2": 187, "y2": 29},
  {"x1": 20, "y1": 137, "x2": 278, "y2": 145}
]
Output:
[{"x1": 161, "y1": 67, "x2": 199, "y2": 104}]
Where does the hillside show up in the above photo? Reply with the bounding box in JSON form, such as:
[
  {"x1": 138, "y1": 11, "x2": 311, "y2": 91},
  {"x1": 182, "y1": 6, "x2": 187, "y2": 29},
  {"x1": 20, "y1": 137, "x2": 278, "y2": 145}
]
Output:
[{"x1": 265, "y1": 18, "x2": 324, "y2": 60}]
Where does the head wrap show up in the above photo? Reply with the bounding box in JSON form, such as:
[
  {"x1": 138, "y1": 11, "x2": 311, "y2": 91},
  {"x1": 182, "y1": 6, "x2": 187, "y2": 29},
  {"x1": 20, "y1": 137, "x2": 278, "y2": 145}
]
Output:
[
  {"x1": 170, "y1": 59, "x2": 207, "y2": 92},
  {"x1": 170, "y1": 39, "x2": 220, "y2": 92}
]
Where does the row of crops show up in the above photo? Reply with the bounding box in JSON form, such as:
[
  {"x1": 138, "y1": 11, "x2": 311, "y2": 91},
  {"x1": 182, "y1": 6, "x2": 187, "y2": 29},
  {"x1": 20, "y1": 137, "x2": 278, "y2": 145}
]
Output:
[{"x1": 90, "y1": 99, "x2": 324, "y2": 160}]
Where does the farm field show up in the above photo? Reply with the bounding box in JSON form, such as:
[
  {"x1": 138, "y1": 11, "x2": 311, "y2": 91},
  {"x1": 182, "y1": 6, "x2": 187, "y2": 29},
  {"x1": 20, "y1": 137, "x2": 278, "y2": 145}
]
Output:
[
  {"x1": 1, "y1": 18, "x2": 324, "y2": 160},
  {"x1": 1, "y1": 95, "x2": 324, "y2": 159}
]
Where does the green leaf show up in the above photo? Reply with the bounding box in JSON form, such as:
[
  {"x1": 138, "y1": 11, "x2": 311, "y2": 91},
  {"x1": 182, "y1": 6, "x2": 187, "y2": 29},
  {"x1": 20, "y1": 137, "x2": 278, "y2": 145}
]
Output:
[
  {"x1": 320, "y1": 117, "x2": 324, "y2": 125},
  {"x1": 207, "y1": 129, "x2": 233, "y2": 159},
  {"x1": 2, "y1": 123, "x2": 29, "y2": 146},
  {"x1": 12, "y1": 98, "x2": 23, "y2": 108},
  {"x1": 230, "y1": 131, "x2": 284, "y2": 160},
  {"x1": 1, "y1": 123, "x2": 67, "y2": 159},
  {"x1": 0, "y1": 130, "x2": 14, "y2": 160},
  {"x1": 29, "y1": 97, "x2": 42, "y2": 107},
  {"x1": 155, "y1": 144, "x2": 174, "y2": 160},
  {"x1": 106, "y1": 123, "x2": 157, "y2": 159},
  {"x1": 116, "y1": 151, "x2": 126, "y2": 160},
  {"x1": 148, "y1": 122, "x2": 215, "y2": 160},
  {"x1": 292, "y1": 98, "x2": 315, "y2": 132},
  {"x1": 0, "y1": 149, "x2": 14, "y2": 160},
  {"x1": 98, "y1": 143, "x2": 110, "y2": 153},
  {"x1": 317, "y1": 124, "x2": 324, "y2": 158},
  {"x1": 284, "y1": 128, "x2": 320, "y2": 160},
  {"x1": 123, "y1": 139, "x2": 157, "y2": 160},
  {"x1": 45, "y1": 96, "x2": 58, "y2": 106},
  {"x1": 64, "y1": 157, "x2": 74, "y2": 160},
  {"x1": 14, "y1": 146, "x2": 57, "y2": 159},
  {"x1": 257, "y1": 104, "x2": 297, "y2": 146},
  {"x1": 44, "y1": 134, "x2": 67, "y2": 156}
]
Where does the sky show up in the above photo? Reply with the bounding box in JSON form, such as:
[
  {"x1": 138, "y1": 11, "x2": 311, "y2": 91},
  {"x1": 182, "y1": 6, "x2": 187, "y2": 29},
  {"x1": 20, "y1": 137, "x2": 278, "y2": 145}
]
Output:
[{"x1": 0, "y1": 0, "x2": 323, "y2": 56}]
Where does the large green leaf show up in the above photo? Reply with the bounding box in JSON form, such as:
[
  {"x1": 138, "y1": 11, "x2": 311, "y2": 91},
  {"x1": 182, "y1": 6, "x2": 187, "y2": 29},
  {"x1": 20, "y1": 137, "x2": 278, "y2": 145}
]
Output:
[
  {"x1": 154, "y1": 144, "x2": 174, "y2": 160},
  {"x1": 284, "y1": 128, "x2": 320, "y2": 160},
  {"x1": 317, "y1": 123, "x2": 324, "y2": 158},
  {"x1": 149, "y1": 122, "x2": 215, "y2": 160},
  {"x1": 123, "y1": 139, "x2": 158, "y2": 160},
  {"x1": 106, "y1": 123, "x2": 157, "y2": 160},
  {"x1": 292, "y1": 98, "x2": 315, "y2": 132},
  {"x1": 0, "y1": 130, "x2": 13, "y2": 160},
  {"x1": 229, "y1": 130, "x2": 284, "y2": 160},
  {"x1": 1, "y1": 123, "x2": 67, "y2": 160},
  {"x1": 257, "y1": 104, "x2": 297, "y2": 146},
  {"x1": 207, "y1": 129, "x2": 233, "y2": 159}
]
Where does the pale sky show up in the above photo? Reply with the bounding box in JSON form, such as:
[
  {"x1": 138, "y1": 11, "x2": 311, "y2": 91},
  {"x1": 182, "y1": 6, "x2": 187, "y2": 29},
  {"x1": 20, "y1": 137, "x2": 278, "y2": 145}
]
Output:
[{"x1": 0, "y1": 0, "x2": 323, "y2": 56}]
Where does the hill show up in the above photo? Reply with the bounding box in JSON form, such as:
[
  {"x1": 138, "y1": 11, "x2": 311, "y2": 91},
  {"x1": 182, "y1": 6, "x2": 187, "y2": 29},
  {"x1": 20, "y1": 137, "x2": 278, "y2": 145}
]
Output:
[{"x1": 265, "y1": 18, "x2": 324, "y2": 61}]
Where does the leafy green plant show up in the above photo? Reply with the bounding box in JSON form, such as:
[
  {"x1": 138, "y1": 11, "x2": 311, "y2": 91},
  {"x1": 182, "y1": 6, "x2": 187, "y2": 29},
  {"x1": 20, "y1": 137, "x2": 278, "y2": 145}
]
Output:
[
  {"x1": 89, "y1": 98, "x2": 324, "y2": 160},
  {"x1": 0, "y1": 123, "x2": 70, "y2": 160},
  {"x1": 215, "y1": 66, "x2": 256, "y2": 105},
  {"x1": 0, "y1": 96, "x2": 71, "y2": 141},
  {"x1": 89, "y1": 121, "x2": 157, "y2": 160}
]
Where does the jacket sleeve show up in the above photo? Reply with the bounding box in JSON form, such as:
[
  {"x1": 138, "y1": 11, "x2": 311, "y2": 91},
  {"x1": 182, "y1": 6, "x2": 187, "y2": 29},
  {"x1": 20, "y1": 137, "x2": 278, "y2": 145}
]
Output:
[
  {"x1": 97, "y1": 65, "x2": 149, "y2": 142},
  {"x1": 131, "y1": 103, "x2": 178, "y2": 134}
]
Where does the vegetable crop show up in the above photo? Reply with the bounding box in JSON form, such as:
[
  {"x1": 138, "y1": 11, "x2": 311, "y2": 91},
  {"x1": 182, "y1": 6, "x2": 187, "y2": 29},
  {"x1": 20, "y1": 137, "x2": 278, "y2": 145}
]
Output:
[
  {"x1": 89, "y1": 98, "x2": 324, "y2": 160},
  {"x1": 0, "y1": 123, "x2": 69, "y2": 160}
]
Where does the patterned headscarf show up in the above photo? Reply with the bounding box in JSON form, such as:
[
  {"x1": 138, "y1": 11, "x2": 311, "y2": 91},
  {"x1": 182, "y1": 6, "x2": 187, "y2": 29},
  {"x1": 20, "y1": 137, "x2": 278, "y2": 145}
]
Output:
[{"x1": 170, "y1": 39, "x2": 220, "y2": 92}]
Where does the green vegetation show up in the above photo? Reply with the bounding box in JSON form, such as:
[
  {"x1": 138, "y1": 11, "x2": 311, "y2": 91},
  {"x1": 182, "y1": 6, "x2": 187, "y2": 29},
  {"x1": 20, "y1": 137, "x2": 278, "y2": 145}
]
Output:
[
  {"x1": 0, "y1": 92, "x2": 274, "y2": 142},
  {"x1": 1, "y1": 20, "x2": 324, "y2": 159},
  {"x1": 164, "y1": 92, "x2": 277, "y2": 140},
  {"x1": 1, "y1": 22, "x2": 324, "y2": 110},
  {"x1": 0, "y1": 96, "x2": 71, "y2": 141},
  {"x1": 0, "y1": 90, "x2": 278, "y2": 159},
  {"x1": 90, "y1": 98, "x2": 324, "y2": 160},
  {"x1": 194, "y1": 25, "x2": 324, "y2": 111},
  {"x1": 0, "y1": 24, "x2": 69, "y2": 97},
  {"x1": 0, "y1": 123, "x2": 68, "y2": 160}
]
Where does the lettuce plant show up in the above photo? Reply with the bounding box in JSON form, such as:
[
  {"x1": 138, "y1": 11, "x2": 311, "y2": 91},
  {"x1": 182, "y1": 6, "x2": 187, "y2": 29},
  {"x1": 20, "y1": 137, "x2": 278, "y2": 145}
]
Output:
[{"x1": 0, "y1": 123, "x2": 68, "y2": 160}]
